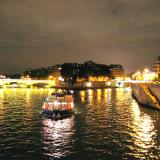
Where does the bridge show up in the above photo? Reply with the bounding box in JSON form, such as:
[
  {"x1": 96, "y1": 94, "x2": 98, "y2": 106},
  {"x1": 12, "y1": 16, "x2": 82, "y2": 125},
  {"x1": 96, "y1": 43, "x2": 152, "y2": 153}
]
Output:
[
  {"x1": 0, "y1": 79, "x2": 56, "y2": 88},
  {"x1": 0, "y1": 78, "x2": 152, "y2": 89}
]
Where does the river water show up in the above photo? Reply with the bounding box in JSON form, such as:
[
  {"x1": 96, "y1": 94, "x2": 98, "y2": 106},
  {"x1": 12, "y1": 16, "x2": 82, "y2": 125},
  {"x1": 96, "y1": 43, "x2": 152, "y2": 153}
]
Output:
[{"x1": 0, "y1": 88, "x2": 160, "y2": 160}]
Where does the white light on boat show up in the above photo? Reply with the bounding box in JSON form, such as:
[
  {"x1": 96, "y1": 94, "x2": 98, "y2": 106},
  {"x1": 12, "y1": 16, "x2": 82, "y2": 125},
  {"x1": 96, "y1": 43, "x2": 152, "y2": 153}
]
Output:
[
  {"x1": 53, "y1": 101, "x2": 59, "y2": 105},
  {"x1": 70, "y1": 90, "x2": 74, "y2": 94},
  {"x1": 71, "y1": 102, "x2": 74, "y2": 109},
  {"x1": 53, "y1": 101, "x2": 67, "y2": 105}
]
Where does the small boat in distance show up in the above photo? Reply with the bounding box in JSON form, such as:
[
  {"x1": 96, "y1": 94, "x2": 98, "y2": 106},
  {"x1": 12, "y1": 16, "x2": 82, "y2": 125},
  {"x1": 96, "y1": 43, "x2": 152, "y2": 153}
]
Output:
[{"x1": 42, "y1": 90, "x2": 74, "y2": 119}]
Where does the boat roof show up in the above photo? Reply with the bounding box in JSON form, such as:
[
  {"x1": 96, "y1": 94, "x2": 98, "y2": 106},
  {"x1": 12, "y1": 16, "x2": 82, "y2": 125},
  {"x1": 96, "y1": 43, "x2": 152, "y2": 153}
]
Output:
[{"x1": 51, "y1": 91, "x2": 72, "y2": 96}]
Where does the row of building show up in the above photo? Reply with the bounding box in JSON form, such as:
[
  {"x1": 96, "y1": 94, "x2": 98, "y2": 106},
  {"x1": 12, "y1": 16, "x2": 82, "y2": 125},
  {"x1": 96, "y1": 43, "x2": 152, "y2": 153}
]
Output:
[
  {"x1": 154, "y1": 56, "x2": 160, "y2": 78},
  {"x1": 4, "y1": 61, "x2": 125, "y2": 83},
  {"x1": 48, "y1": 62, "x2": 125, "y2": 83},
  {"x1": 48, "y1": 57, "x2": 160, "y2": 83},
  {"x1": 131, "y1": 56, "x2": 160, "y2": 81},
  {"x1": 5, "y1": 57, "x2": 160, "y2": 82}
]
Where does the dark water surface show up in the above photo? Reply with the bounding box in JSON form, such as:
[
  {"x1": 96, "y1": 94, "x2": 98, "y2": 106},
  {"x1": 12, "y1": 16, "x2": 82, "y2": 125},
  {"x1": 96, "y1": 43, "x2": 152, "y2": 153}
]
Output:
[{"x1": 0, "y1": 88, "x2": 160, "y2": 160}]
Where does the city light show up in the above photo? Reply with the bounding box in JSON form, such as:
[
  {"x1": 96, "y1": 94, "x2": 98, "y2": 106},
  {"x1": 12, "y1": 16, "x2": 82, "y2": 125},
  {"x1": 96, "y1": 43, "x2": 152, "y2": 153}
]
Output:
[
  {"x1": 132, "y1": 68, "x2": 157, "y2": 81},
  {"x1": 58, "y1": 77, "x2": 64, "y2": 82},
  {"x1": 86, "y1": 82, "x2": 92, "y2": 87},
  {"x1": 144, "y1": 68, "x2": 149, "y2": 73},
  {"x1": 49, "y1": 75, "x2": 53, "y2": 79},
  {"x1": 0, "y1": 75, "x2": 6, "y2": 79},
  {"x1": 143, "y1": 72, "x2": 156, "y2": 81},
  {"x1": 88, "y1": 76, "x2": 108, "y2": 82},
  {"x1": 106, "y1": 81, "x2": 111, "y2": 86}
]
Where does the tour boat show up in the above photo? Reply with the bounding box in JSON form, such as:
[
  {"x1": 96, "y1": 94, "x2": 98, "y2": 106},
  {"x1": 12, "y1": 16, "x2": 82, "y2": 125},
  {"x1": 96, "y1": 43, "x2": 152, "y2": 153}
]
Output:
[{"x1": 42, "y1": 91, "x2": 74, "y2": 119}]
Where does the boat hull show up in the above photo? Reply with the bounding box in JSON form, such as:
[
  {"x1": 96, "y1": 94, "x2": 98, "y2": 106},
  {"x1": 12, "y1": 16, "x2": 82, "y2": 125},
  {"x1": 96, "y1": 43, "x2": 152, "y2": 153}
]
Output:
[{"x1": 42, "y1": 109, "x2": 74, "y2": 119}]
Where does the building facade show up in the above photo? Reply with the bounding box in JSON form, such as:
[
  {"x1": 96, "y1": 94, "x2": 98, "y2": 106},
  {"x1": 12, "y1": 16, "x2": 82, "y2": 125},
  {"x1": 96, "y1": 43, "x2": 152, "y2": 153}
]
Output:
[
  {"x1": 49, "y1": 65, "x2": 63, "y2": 81},
  {"x1": 154, "y1": 56, "x2": 160, "y2": 79},
  {"x1": 109, "y1": 64, "x2": 125, "y2": 80}
]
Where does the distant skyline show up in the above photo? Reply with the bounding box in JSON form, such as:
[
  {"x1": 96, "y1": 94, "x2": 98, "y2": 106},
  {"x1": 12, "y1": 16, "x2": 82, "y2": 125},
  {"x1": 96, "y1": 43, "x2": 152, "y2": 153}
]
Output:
[{"x1": 0, "y1": 0, "x2": 160, "y2": 74}]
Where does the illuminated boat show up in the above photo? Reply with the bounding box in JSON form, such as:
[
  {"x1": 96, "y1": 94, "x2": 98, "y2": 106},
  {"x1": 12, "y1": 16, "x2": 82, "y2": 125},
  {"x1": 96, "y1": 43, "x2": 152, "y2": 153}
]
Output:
[{"x1": 42, "y1": 91, "x2": 74, "y2": 119}]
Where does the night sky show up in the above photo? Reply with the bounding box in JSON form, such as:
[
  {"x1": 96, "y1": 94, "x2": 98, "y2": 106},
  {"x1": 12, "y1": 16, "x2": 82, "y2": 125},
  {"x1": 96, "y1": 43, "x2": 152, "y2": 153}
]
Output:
[{"x1": 0, "y1": 0, "x2": 160, "y2": 74}]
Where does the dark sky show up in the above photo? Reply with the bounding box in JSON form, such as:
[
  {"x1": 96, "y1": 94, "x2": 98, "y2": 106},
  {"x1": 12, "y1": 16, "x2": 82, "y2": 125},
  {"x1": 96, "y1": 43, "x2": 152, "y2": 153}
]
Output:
[{"x1": 0, "y1": 0, "x2": 160, "y2": 74}]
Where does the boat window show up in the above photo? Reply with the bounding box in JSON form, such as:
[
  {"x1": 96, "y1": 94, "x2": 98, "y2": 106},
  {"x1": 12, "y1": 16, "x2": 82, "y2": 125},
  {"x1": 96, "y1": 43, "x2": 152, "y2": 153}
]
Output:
[{"x1": 46, "y1": 97, "x2": 56, "y2": 102}]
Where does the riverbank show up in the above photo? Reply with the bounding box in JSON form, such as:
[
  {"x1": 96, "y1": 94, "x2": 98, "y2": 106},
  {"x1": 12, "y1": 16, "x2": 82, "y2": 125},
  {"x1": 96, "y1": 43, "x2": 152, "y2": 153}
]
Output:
[{"x1": 132, "y1": 83, "x2": 160, "y2": 110}]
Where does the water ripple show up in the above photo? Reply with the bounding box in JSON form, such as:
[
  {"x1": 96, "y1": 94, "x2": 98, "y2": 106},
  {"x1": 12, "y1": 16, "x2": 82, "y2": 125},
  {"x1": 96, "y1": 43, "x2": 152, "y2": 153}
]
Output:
[{"x1": 0, "y1": 88, "x2": 160, "y2": 159}]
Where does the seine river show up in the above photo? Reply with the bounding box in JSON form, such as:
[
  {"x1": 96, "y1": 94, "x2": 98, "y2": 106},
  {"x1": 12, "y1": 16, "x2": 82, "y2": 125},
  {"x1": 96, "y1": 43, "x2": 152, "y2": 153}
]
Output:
[{"x1": 0, "y1": 88, "x2": 160, "y2": 160}]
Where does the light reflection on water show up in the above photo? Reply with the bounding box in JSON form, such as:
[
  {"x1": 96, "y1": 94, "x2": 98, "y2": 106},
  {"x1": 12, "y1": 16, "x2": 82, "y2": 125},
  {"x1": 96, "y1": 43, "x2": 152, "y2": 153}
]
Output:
[
  {"x1": 0, "y1": 89, "x2": 4, "y2": 122},
  {"x1": 42, "y1": 117, "x2": 75, "y2": 159},
  {"x1": 128, "y1": 100, "x2": 157, "y2": 159},
  {"x1": 0, "y1": 88, "x2": 160, "y2": 159}
]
